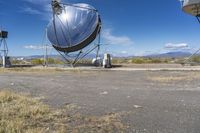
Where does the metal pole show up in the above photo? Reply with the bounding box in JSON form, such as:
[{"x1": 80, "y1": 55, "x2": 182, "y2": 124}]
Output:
[
  {"x1": 45, "y1": 45, "x2": 48, "y2": 67},
  {"x1": 43, "y1": 28, "x2": 48, "y2": 67},
  {"x1": 2, "y1": 39, "x2": 7, "y2": 68},
  {"x1": 3, "y1": 39, "x2": 5, "y2": 68},
  {"x1": 4, "y1": 39, "x2": 5, "y2": 57},
  {"x1": 45, "y1": 28, "x2": 48, "y2": 67},
  {"x1": 183, "y1": 16, "x2": 200, "y2": 65},
  {"x1": 96, "y1": 32, "x2": 101, "y2": 60}
]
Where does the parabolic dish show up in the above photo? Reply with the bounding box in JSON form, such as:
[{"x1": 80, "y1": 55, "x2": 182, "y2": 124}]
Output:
[
  {"x1": 182, "y1": 0, "x2": 200, "y2": 16},
  {"x1": 47, "y1": 3, "x2": 101, "y2": 53}
]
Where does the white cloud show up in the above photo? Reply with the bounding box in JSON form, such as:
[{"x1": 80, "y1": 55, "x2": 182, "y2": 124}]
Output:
[
  {"x1": 104, "y1": 46, "x2": 135, "y2": 57},
  {"x1": 22, "y1": 7, "x2": 42, "y2": 15},
  {"x1": 121, "y1": 51, "x2": 128, "y2": 54},
  {"x1": 23, "y1": 0, "x2": 50, "y2": 5},
  {"x1": 164, "y1": 43, "x2": 189, "y2": 49},
  {"x1": 21, "y1": 0, "x2": 52, "y2": 20},
  {"x1": 178, "y1": 0, "x2": 184, "y2": 2},
  {"x1": 102, "y1": 29, "x2": 134, "y2": 45},
  {"x1": 24, "y1": 45, "x2": 53, "y2": 50}
]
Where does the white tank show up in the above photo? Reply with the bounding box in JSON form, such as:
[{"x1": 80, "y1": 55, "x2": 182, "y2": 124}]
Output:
[
  {"x1": 2, "y1": 56, "x2": 11, "y2": 68},
  {"x1": 103, "y1": 54, "x2": 112, "y2": 68},
  {"x1": 182, "y1": 0, "x2": 200, "y2": 16}
]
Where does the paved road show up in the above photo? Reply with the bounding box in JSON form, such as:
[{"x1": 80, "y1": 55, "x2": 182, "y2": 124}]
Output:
[{"x1": 0, "y1": 70, "x2": 200, "y2": 133}]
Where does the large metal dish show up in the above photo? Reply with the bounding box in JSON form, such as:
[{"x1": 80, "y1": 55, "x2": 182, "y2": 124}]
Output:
[
  {"x1": 47, "y1": 3, "x2": 101, "y2": 53},
  {"x1": 182, "y1": 0, "x2": 200, "y2": 16}
]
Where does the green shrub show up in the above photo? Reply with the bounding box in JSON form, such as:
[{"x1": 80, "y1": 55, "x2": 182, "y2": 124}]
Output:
[
  {"x1": 191, "y1": 56, "x2": 200, "y2": 63},
  {"x1": 132, "y1": 58, "x2": 146, "y2": 64},
  {"x1": 112, "y1": 57, "x2": 172, "y2": 64},
  {"x1": 31, "y1": 59, "x2": 44, "y2": 65},
  {"x1": 151, "y1": 58, "x2": 162, "y2": 63}
]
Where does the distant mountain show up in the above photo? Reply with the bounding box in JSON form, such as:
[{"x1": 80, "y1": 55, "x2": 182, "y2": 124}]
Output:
[
  {"x1": 146, "y1": 51, "x2": 192, "y2": 58},
  {"x1": 10, "y1": 51, "x2": 194, "y2": 60},
  {"x1": 11, "y1": 54, "x2": 102, "y2": 60},
  {"x1": 11, "y1": 55, "x2": 60, "y2": 60}
]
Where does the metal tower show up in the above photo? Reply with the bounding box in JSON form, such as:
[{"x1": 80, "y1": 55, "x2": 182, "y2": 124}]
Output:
[{"x1": 0, "y1": 30, "x2": 9, "y2": 67}]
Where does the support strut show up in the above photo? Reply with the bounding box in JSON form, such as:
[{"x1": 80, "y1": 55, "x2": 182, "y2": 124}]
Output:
[{"x1": 183, "y1": 16, "x2": 200, "y2": 65}]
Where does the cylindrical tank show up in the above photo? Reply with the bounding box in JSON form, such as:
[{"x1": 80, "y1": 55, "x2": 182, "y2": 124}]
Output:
[
  {"x1": 2, "y1": 56, "x2": 11, "y2": 68},
  {"x1": 182, "y1": 0, "x2": 200, "y2": 16},
  {"x1": 103, "y1": 54, "x2": 112, "y2": 68},
  {"x1": 2, "y1": 56, "x2": 5, "y2": 68},
  {"x1": 92, "y1": 57, "x2": 102, "y2": 66}
]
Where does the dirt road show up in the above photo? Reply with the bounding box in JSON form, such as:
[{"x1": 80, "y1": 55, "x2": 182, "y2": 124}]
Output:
[{"x1": 0, "y1": 69, "x2": 200, "y2": 133}]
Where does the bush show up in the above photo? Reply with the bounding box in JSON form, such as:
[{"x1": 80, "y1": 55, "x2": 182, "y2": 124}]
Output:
[
  {"x1": 151, "y1": 58, "x2": 162, "y2": 63},
  {"x1": 191, "y1": 56, "x2": 200, "y2": 63},
  {"x1": 31, "y1": 58, "x2": 65, "y2": 65},
  {"x1": 112, "y1": 57, "x2": 172, "y2": 64},
  {"x1": 31, "y1": 59, "x2": 44, "y2": 65},
  {"x1": 112, "y1": 58, "x2": 133, "y2": 64},
  {"x1": 132, "y1": 58, "x2": 146, "y2": 64}
]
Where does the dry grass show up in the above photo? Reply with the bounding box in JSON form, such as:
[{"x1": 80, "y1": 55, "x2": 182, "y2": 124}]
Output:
[
  {"x1": 148, "y1": 72, "x2": 200, "y2": 83},
  {"x1": 0, "y1": 67, "x2": 99, "y2": 75},
  {"x1": 0, "y1": 90, "x2": 127, "y2": 133},
  {"x1": 149, "y1": 76, "x2": 186, "y2": 83},
  {"x1": 0, "y1": 90, "x2": 65, "y2": 133},
  {"x1": 0, "y1": 67, "x2": 66, "y2": 73}
]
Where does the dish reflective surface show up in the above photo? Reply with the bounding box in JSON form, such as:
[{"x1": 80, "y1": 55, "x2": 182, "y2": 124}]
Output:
[
  {"x1": 47, "y1": 3, "x2": 101, "y2": 52},
  {"x1": 183, "y1": 0, "x2": 200, "y2": 16}
]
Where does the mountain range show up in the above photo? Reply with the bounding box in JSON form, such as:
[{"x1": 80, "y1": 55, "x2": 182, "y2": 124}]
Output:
[
  {"x1": 146, "y1": 51, "x2": 192, "y2": 58},
  {"x1": 11, "y1": 51, "x2": 194, "y2": 60}
]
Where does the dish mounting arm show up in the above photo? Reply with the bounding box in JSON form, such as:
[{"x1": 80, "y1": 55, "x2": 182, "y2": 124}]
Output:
[{"x1": 52, "y1": 0, "x2": 62, "y2": 15}]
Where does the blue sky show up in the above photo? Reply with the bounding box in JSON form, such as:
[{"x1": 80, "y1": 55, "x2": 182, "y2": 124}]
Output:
[{"x1": 1, "y1": 0, "x2": 200, "y2": 56}]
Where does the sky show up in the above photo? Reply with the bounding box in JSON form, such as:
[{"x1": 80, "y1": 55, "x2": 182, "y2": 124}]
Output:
[{"x1": 1, "y1": 0, "x2": 200, "y2": 56}]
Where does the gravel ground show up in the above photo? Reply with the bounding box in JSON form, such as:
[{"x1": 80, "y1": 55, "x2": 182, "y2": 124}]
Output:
[{"x1": 1, "y1": 69, "x2": 200, "y2": 133}]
